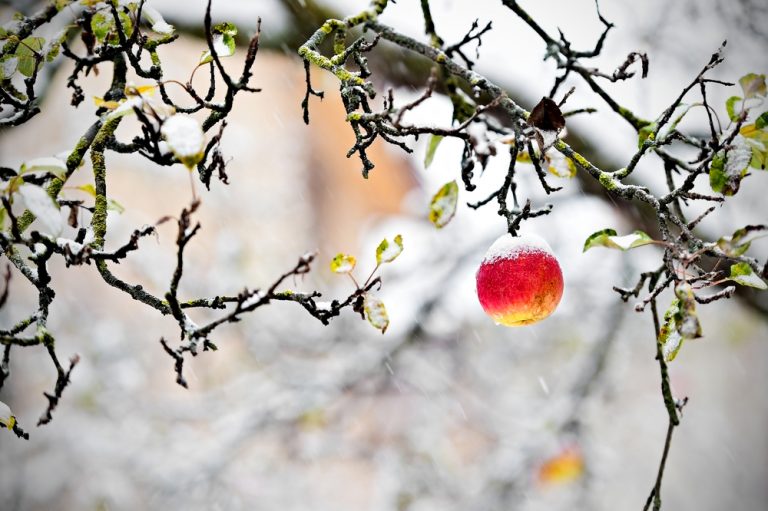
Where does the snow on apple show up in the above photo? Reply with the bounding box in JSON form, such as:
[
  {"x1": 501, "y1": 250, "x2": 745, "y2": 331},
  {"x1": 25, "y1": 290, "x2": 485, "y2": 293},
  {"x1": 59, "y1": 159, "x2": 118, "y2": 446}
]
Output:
[
  {"x1": 161, "y1": 114, "x2": 205, "y2": 168},
  {"x1": 476, "y1": 233, "x2": 564, "y2": 326}
]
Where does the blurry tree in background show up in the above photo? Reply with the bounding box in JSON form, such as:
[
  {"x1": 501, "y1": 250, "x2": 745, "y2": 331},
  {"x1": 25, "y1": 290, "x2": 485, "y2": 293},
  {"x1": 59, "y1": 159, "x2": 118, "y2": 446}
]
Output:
[{"x1": 0, "y1": 1, "x2": 767, "y2": 510}]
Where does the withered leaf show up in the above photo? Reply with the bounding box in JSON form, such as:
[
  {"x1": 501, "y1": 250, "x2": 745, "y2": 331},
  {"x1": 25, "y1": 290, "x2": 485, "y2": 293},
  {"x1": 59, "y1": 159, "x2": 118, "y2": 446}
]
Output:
[{"x1": 529, "y1": 97, "x2": 565, "y2": 132}]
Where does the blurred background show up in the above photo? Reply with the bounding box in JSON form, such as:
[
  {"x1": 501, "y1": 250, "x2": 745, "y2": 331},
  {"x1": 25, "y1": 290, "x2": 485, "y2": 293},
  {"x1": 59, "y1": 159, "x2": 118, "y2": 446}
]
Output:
[{"x1": 1, "y1": 0, "x2": 767, "y2": 509}]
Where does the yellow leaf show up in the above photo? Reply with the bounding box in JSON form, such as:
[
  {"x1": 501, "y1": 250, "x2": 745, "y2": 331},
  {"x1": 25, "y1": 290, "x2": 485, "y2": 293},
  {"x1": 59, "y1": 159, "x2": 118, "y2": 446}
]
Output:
[
  {"x1": 76, "y1": 184, "x2": 96, "y2": 197},
  {"x1": 429, "y1": 180, "x2": 459, "y2": 228},
  {"x1": 297, "y1": 408, "x2": 327, "y2": 431},
  {"x1": 330, "y1": 253, "x2": 356, "y2": 274},
  {"x1": 93, "y1": 97, "x2": 120, "y2": 109},
  {"x1": 0, "y1": 400, "x2": 15, "y2": 430},
  {"x1": 740, "y1": 124, "x2": 758, "y2": 138},
  {"x1": 546, "y1": 151, "x2": 577, "y2": 178},
  {"x1": 364, "y1": 294, "x2": 389, "y2": 333},
  {"x1": 516, "y1": 151, "x2": 533, "y2": 163},
  {"x1": 538, "y1": 447, "x2": 584, "y2": 485},
  {"x1": 376, "y1": 235, "x2": 404, "y2": 265},
  {"x1": 125, "y1": 84, "x2": 157, "y2": 96}
]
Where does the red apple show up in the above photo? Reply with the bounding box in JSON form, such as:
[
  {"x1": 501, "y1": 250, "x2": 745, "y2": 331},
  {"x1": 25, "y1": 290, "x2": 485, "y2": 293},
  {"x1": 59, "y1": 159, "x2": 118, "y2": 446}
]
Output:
[{"x1": 476, "y1": 233, "x2": 564, "y2": 326}]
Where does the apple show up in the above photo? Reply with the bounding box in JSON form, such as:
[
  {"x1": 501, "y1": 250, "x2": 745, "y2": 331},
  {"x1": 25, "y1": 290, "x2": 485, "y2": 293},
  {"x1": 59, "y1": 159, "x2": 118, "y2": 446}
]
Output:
[{"x1": 476, "y1": 233, "x2": 564, "y2": 326}]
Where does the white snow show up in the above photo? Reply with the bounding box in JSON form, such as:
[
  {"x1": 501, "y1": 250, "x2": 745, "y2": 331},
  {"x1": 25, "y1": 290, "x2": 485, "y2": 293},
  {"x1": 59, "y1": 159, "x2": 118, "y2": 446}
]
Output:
[
  {"x1": 152, "y1": 20, "x2": 175, "y2": 35},
  {"x1": 725, "y1": 135, "x2": 753, "y2": 177},
  {"x1": 661, "y1": 330, "x2": 683, "y2": 362},
  {"x1": 161, "y1": 114, "x2": 205, "y2": 161},
  {"x1": 18, "y1": 183, "x2": 63, "y2": 236},
  {"x1": 731, "y1": 271, "x2": 768, "y2": 290},
  {"x1": 107, "y1": 96, "x2": 144, "y2": 120},
  {"x1": 1, "y1": 56, "x2": 17, "y2": 78},
  {"x1": 430, "y1": 186, "x2": 458, "y2": 228},
  {"x1": 481, "y1": 233, "x2": 554, "y2": 263},
  {"x1": 0, "y1": 400, "x2": 12, "y2": 427},
  {"x1": 538, "y1": 376, "x2": 550, "y2": 396},
  {"x1": 364, "y1": 294, "x2": 389, "y2": 332},
  {"x1": 56, "y1": 238, "x2": 85, "y2": 255},
  {"x1": 142, "y1": 7, "x2": 175, "y2": 35},
  {"x1": 609, "y1": 234, "x2": 645, "y2": 250},
  {"x1": 21, "y1": 156, "x2": 67, "y2": 175},
  {"x1": 211, "y1": 34, "x2": 233, "y2": 58},
  {"x1": 82, "y1": 227, "x2": 95, "y2": 245},
  {"x1": 538, "y1": 129, "x2": 559, "y2": 150},
  {"x1": 241, "y1": 291, "x2": 266, "y2": 309},
  {"x1": 183, "y1": 316, "x2": 199, "y2": 334},
  {"x1": 378, "y1": 241, "x2": 403, "y2": 263},
  {"x1": 333, "y1": 259, "x2": 354, "y2": 273}
]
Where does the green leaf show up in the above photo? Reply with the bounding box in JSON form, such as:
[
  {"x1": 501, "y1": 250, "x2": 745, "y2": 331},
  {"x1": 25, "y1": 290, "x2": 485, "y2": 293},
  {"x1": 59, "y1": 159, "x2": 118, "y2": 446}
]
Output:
[
  {"x1": 607, "y1": 230, "x2": 654, "y2": 250},
  {"x1": 583, "y1": 228, "x2": 617, "y2": 251},
  {"x1": 116, "y1": 10, "x2": 133, "y2": 43},
  {"x1": 91, "y1": 10, "x2": 132, "y2": 47},
  {"x1": 749, "y1": 149, "x2": 767, "y2": 170},
  {"x1": 728, "y1": 262, "x2": 767, "y2": 290},
  {"x1": 45, "y1": 39, "x2": 60, "y2": 62},
  {"x1": 738, "y1": 124, "x2": 768, "y2": 170},
  {"x1": 637, "y1": 122, "x2": 657, "y2": 148},
  {"x1": 747, "y1": 137, "x2": 766, "y2": 169},
  {"x1": 731, "y1": 224, "x2": 768, "y2": 244},
  {"x1": 424, "y1": 135, "x2": 443, "y2": 169},
  {"x1": 0, "y1": 55, "x2": 18, "y2": 80},
  {"x1": 675, "y1": 285, "x2": 702, "y2": 339},
  {"x1": 363, "y1": 294, "x2": 389, "y2": 334},
  {"x1": 15, "y1": 36, "x2": 44, "y2": 77},
  {"x1": 756, "y1": 112, "x2": 768, "y2": 130},
  {"x1": 739, "y1": 73, "x2": 767, "y2": 99},
  {"x1": 90, "y1": 11, "x2": 112, "y2": 42},
  {"x1": 710, "y1": 137, "x2": 752, "y2": 195},
  {"x1": 717, "y1": 238, "x2": 751, "y2": 257},
  {"x1": 709, "y1": 151, "x2": 727, "y2": 193},
  {"x1": 1, "y1": 81, "x2": 26, "y2": 102},
  {"x1": 330, "y1": 253, "x2": 356, "y2": 274},
  {"x1": 658, "y1": 285, "x2": 702, "y2": 362},
  {"x1": 725, "y1": 96, "x2": 742, "y2": 122},
  {"x1": 428, "y1": 180, "x2": 459, "y2": 229},
  {"x1": 212, "y1": 22, "x2": 238, "y2": 37},
  {"x1": 375, "y1": 234, "x2": 403, "y2": 265},
  {"x1": 17, "y1": 36, "x2": 45, "y2": 53},
  {"x1": 666, "y1": 103, "x2": 695, "y2": 135},
  {"x1": 658, "y1": 300, "x2": 684, "y2": 362},
  {"x1": 582, "y1": 228, "x2": 654, "y2": 252},
  {"x1": 200, "y1": 22, "x2": 238, "y2": 64}
]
